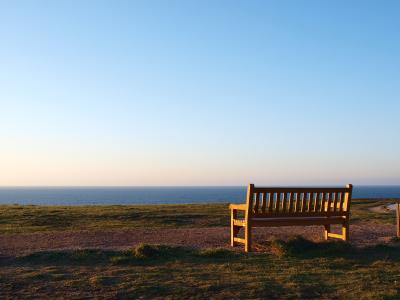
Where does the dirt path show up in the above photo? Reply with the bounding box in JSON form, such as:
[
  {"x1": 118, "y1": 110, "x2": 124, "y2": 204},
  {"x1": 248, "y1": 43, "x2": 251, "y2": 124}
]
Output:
[
  {"x1": 0, "y1": 223, "x2": 396, "y2": 256},
  {"x1": 0, "y1": 223, "x2": 396, "y2": 255},
  {"x1": 369, "y1": 204, "x2": 398, "y2": 213}
]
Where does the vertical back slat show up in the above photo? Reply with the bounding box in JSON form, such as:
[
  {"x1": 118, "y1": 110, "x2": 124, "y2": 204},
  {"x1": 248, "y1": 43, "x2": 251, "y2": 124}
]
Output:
[
  {"x1": 307, "y1": 192, "x2": 314, "y2": 212},
  {"x1": 314, "y1": 193, "x2": 320, "y2": 211},
  {"x1": 296, "y1": 193, "x2": 300, "y2": 212},
  {"x1": 339, "y1": 192, "x2": 344, "y2": 212},
  {"x1": 288, "y1": 192, "x2": 294, "y2": 212},
  {"x1": 326, "y1": 192, "x2": 332, "y2": 213},
  {"x1": 254, "y1": 193, "x2": 260, "y2": 213},
  {"x1": 312, "y1": 192, "x2": 318, "y2": 212},
  {"x1": 320, "y1": 193, "x2": 327, "y2": 212},
  {"x1": 275, "y1": 193, "x2": 281, "y2": 213},
  {"x1": 333, "y1": 192, "x2": 338, "y2": 212},
  {"x1": 282, "y1": 193, "x2": 288, "y2": 212},
  {"x1": 268, "y1": 193, "x2": 274, "y2": 213},
  {"x1": 301, "y1": 193, "x2": 307, "y2": 212},
  {"x1": 261, "y1": 192, "x2": 267, "y2": 213},
  {"x1": 293, "y1": 193, "x2": 299, "y2": 212}
]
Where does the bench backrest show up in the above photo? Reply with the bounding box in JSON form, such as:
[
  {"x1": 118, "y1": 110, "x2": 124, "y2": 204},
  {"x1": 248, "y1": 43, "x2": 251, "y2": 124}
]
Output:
[{"x1": 246, "y1": 184, "x2": 353, "y2": 218}]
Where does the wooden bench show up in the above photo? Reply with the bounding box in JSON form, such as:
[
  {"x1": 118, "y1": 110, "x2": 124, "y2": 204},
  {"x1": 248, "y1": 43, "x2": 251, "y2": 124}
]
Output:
[{"x1": 230, "y1": 184, "x2": 353, "y2": 252}]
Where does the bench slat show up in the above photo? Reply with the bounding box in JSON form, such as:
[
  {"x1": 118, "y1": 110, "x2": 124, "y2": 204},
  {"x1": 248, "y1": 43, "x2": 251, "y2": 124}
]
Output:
[
  {"x1": 293, "y1": 193, "x2": 299, "y2": 212},
  {"x1": 320, "y1": 192, "x2": 326, "y2": 212},
  {"x1": 282, "y1": 192, "x2": 287, "y2": 212},
  {"x1": 333, "y1": 192, "x2": 338, "y2": 212},
  {"x1": 261, "y1": 192, "x2": 267, "y2": 213},
  {"x1": 275, "y1": 193, "x2": 281, "y2": 213},
  {"x1": 300, "y1": 193, "x2": 306, "y2": 213},
  {"x1": 326, "y1": 192, "x2": 332, "y2": 214},
  {"x1": 339, "y1": 192, "x2": 344, "y2": 212},
  {"x1": 327, "y1": 233, "x2": 344, "y2": 239},
  {"x1": 233, "y1": 237, "x2": 246, "y2": 244},
  {"x1": 311, "y1": 193, "x2": 316, "y2": 212},
  {"x1": 233, "y1": 219, "x2": 246, "y2": 226},
  {"x1": 268, "y1": 192, "x2": 274, "y2": 213},
  {"x1": 254, "y1": 192, "x2": 260, "y2": 213},
  {"x1": 288, "y1": 192, "x2": 294, "y2": 212},
  {"x1": 307, "y1": 192, "x2": 313, "y2": 212},
  {"x1": 252, "y1": 217, "x2": 345, "y2": 227},
  {"x1": 252, "y1": 212, "x2": 347, "y2": 218}
]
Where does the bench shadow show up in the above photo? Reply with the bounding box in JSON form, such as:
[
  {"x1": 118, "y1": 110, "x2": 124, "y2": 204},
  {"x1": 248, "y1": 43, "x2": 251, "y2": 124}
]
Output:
[
  {"x1": 2, "y1": 237, "x2": 399, "y2": 268},
  {"x1": 267, "y1": 235, "x2": 400, "y2": 263}
]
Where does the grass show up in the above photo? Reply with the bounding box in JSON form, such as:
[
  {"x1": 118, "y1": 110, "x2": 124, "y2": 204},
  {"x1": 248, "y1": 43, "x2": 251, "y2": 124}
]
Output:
[
  {"x1": 1, "y1": 242, "x2": 400, "y2": 299},
  {"x1": 0, "y1": 198, "x2": 397, "y2": 234},
  {"x1": 0, "y1": 198, "x2": 399, "y2": 299},
  {"x1": 0, "y1": 203, "x2": 229, "y2": 233}
]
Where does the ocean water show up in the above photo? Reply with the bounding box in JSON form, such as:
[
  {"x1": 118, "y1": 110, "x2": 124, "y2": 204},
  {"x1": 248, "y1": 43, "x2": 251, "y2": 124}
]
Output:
[{"x1": 0, "y1": 185, "x2": 399, "y2": 205}]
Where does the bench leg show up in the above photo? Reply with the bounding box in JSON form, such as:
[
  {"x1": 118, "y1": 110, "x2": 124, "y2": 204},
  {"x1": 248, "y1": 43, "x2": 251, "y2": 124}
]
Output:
[
  {"x1": 231, "y1": 225, "x2": 240, "y2": 247},
  {"x1": 342, "y1": 220, "x2": 349, "y2": 241},
  {"x1": 231, "y1": 209, "x2": 238, "y2": 247},
  {"x1": 324, "y1": 225, "x2": 331, "y2": 240},
  {"x1": 245, "y1": 224, "x2": 252, "y2": 252},
  {"x1": 326, "y1": 221, "x2": 350, "y2": 241}
]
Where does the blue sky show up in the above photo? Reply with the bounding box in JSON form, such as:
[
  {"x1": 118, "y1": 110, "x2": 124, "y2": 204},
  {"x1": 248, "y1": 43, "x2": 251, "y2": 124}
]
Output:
[{"x1": 0, "y1": 0, "x2": 399, "y2": 186}]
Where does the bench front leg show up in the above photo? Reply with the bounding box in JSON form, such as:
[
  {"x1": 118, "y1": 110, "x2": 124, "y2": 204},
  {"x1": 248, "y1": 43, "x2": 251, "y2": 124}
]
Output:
[
  {"x1": 245, "y1": 222, "x2": 252, "y2": 252},
  {"x1": 342, "y1": 219, "x2": 349, "y2": 241},
  {"x1": 230, "y1": 204, "x2": 249, "y2": 250},
  {"x1": 324, "y1": 224, "x2": 331, "y2": 240},
  {"x1": 326, "y1": 218, "x2": 350, "y2": 241},
  {"x1": 231, "y1": 208, "x2": 238, "y2": 246}
]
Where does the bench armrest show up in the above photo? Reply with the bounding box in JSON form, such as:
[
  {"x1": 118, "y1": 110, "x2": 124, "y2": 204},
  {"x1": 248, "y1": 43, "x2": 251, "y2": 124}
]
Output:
[{"x1": 229, "y1": 204, "x2": 247, "y2": 211}]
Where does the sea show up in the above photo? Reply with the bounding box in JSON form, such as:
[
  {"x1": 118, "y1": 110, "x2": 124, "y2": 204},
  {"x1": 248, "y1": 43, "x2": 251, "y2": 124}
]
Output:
[{"x1": 0, "y1": 185, "x2": 399, "y2": 205}]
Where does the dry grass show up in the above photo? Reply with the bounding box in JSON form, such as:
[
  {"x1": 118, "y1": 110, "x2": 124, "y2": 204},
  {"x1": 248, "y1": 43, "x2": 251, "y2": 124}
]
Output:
[
  {"x1": 0, "y1": 203, "x2": 228, "y2": 234},
  {"x1": 0, "y1": 199, "x2": 399, "y2": 299},
  {"x1": 1, "y1": 242, "x2": 400, "y2": 299},
  {"x1": 0, "y1": 198, "x2": 397, "y2": 234}
]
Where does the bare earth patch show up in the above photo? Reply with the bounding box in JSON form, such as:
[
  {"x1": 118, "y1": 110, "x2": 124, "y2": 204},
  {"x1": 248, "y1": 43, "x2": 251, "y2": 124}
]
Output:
[
  {"x1": 0, "y1": 223, "x2": 396, "y2": 256},
  {"x1": 369, "y1": 203, "x2": 398, "y2": 213}
]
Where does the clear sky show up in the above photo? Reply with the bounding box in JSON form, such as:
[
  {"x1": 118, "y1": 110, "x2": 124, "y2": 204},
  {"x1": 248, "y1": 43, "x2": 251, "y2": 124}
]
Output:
[{"x1": 0, "y1": 0, "x2": 399, "y2": 186}]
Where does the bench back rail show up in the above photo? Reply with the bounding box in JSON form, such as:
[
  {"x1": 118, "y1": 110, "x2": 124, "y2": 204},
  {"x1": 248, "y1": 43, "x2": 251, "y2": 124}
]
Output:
[{"x1": 246, "y1": 184, "x2": 353, "y2": 218}]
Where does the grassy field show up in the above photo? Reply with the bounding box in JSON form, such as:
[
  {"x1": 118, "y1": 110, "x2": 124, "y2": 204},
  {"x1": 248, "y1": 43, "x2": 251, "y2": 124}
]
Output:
[
  {"x1": 0, "y1": 203, "x2": 229, "y2": 234},
  {"x1": 0, "y1": 198, "x2": 396, "y2": 234},
  {"x1": 0, "y1": 199, "x2": 399, "y2": 299}
]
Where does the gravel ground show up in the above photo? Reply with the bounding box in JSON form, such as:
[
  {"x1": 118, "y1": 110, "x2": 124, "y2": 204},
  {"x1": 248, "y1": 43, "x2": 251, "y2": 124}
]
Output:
[{"x1": 0, "y1": 222, "x2": 396, "y2": 256}]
